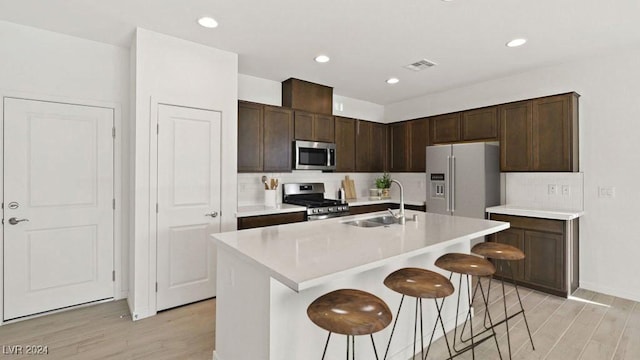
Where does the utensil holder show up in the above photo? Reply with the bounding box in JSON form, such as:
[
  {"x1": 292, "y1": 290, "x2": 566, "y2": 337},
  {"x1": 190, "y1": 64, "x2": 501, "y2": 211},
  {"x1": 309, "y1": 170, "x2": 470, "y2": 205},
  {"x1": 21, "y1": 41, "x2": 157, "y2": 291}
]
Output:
[{"x1": 264, "y1": 189, "x2": 277, "y2": 208}]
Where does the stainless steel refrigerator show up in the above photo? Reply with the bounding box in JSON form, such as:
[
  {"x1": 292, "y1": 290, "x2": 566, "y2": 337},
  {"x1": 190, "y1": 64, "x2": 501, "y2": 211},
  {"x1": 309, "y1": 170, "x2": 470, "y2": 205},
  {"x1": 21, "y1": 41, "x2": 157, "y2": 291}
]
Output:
[{"x1": 426, "y1": 142, "x2": 500, "y2": 219}]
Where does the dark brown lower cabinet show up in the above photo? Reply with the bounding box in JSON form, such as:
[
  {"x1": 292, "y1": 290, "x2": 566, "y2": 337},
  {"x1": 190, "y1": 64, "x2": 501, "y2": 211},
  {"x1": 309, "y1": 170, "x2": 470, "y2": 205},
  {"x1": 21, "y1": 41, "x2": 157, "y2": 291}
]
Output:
[
  {"x1": 237, "y1": 212, "x2": 306, "y2": 230},
  {"x1": 489, "y1": 214, "x2": 579, "y2": 297},
  {"x1": 348, "y1": 203, "x2": 425, "y2": 215}
]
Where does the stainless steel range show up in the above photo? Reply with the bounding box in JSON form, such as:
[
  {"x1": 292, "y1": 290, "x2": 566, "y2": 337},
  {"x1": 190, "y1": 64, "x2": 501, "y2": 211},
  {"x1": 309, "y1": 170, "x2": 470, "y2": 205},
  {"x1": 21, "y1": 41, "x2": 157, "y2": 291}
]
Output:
[{"x1": 282, "y1": 183, "x2": 350, "y2": 221}]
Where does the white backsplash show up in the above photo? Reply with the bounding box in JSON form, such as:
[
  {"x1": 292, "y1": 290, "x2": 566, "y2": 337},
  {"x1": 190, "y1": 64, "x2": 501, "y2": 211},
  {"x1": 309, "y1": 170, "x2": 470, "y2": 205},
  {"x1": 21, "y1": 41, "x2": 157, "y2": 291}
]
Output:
[
  {"x1": 505, "y1": 172, "x2": 584, "y2": 210},
  {"x1": 237, "y1": 172, "x2": 428, "y2": 206}
]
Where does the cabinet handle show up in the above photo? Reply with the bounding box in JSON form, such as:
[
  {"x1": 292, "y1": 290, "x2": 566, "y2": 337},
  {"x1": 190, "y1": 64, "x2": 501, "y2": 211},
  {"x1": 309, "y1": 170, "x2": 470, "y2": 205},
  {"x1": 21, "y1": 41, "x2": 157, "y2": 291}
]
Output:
[{"x1": 205, "y1": 212, "x2": 219, "y2": 218}]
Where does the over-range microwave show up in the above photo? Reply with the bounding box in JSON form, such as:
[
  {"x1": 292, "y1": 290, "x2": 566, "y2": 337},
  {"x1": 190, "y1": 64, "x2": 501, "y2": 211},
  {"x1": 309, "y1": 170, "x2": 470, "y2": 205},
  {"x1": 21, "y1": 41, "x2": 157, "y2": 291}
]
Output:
[{"x1": 293, "y1": 140, "x2": 336, "y2": 171}]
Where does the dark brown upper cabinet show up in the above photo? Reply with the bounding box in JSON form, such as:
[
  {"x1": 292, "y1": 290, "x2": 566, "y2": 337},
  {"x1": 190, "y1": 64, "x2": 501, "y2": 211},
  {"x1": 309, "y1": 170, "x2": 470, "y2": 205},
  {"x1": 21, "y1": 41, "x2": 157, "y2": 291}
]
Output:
[
  {"x1": 500, "y1": 93, "x2": 579, "y2": 172},
  {"x1": 238, "y1": 101, "x2": 293, "y2": 173},
  {"x1": 238, "y1": 101, "x2": 264, "y2": 172},
  {"x1": 408, "y1": 118, "x2": 429, "y2": 172},
  {"x1": 282, "y1": 78, "x2": 333, "y2": 115},
  {"x1": 430, "y1": 107, "x2": 498, "y2": 144},
  {"x1": 461, "y1": 106, "x2": 499, "y2": 141},
  {"x1": 430, "y1": 113, "x2": 460, "y2": 144},
  {"x1": 388, "y1": 119, "x2": 428, "y2": 173},
  {"x1": 355, "y1": 120, "x2": 387, "y2": 172},
  {"x1": 335, "y1": 116, "x2": 356, "y2": 172},
  {"x1": 389, "y1": 122, "x2": 409, "y2": 172},
  {"x1": 294, "y1": 111, "x2": 334, "y2": 142}
]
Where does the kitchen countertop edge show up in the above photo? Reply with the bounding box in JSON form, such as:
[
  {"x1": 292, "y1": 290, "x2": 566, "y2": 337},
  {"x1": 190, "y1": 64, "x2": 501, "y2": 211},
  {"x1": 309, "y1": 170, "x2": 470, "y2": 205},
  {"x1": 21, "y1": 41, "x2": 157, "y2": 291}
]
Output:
[{"x1": 486, "y1": 205, "x2": 584, "y2": 220}]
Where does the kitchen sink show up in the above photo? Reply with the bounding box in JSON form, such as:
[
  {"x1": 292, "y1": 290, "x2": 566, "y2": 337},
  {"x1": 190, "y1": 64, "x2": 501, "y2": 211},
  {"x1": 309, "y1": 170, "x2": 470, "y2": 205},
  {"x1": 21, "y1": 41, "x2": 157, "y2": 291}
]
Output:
[{"x1": 342, "y1": 215, "x2": 398, "y2": 228}]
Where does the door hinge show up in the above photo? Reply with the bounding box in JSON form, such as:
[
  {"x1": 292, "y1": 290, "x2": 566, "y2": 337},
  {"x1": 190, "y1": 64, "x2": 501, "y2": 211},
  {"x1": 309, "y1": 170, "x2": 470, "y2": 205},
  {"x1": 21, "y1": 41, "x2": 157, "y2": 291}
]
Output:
[
  {"x1": 112, "y1": 198, "x2": 116, "y2": 210},
  {"x1": 156, "y1": 203, "x2": 159, "y2": 213},
  {"x1": 155, "y1": 282, "x2": 158, "y2": 292},
  {"x1": 157, "y1": 124, "x2": 159, "y2": 134},
  {"x1": 112, "y1": 127, "x2": 116, "y2": 138},
  {"x1": 112, "y1": 270, "x2": 116, "y2": 282}
]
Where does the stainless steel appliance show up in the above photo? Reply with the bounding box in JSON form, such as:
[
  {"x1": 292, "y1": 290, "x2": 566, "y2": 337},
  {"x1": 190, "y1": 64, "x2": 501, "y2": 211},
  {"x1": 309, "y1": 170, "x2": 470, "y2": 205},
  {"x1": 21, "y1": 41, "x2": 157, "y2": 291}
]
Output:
[
  {"x1": 294, "y1": 140, "x2": 336, "y2": 171},
  {"x1": 426, "y1": 142, "x2": 500, "y2": 219},
  {"x1": 283, "y1": 183, "x2": 349, "y2": 221}
]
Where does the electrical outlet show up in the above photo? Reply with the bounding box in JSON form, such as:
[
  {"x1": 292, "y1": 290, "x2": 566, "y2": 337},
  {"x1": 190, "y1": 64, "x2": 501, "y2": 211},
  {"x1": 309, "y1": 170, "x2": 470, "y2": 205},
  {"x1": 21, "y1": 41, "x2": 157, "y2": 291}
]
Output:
[
  {"x1": 598, "y1": 186, "x2": 615, "y2": 198},
  {"x1": 548, "y1": 184, "x2": 558, "y2": 195},
  {"x1": 561, "y1": 185, "x2": 570, "y2": 196}
]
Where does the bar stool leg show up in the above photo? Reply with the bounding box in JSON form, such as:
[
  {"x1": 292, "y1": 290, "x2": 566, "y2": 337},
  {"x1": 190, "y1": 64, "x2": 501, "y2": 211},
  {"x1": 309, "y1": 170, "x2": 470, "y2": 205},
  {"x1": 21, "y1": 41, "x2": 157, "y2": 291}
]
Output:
[
  {"x1": 423, "y1": 297, "x2": 454, "y2": 360},
  {"x1": 478, "y1": 276, "x2": 503, "y2": 360},
  {"x1": 383, "y1": 295, "x2": 405, "y2": 360},
  {"x1": 507, "y1": 262, "x2": 535, "y2": 351},
  {"x1": 499, "y1": 262, "x2": 512, "y2": 360},
  {"x1": 321, "y1": 332, "x2": 332, "y2": 360}
]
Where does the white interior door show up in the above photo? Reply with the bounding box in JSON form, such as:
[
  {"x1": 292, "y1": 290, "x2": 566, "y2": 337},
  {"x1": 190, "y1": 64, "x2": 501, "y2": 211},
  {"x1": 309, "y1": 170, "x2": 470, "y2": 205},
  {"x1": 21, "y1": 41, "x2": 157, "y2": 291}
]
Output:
[
  {"x1": 156, "y1": 104, "x2": 221, "y2": 311},
  {"x1": 3, "y1": 97, "x2": 114, "y2": 321}
]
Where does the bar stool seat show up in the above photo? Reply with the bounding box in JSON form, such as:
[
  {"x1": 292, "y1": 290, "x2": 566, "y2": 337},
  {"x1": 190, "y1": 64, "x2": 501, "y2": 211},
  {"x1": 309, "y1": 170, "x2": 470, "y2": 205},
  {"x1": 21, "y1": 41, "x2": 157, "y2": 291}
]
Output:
[
  {"x1": 471, "y1": 242, "x2": 525, "y2": 261},
  {"x1": 435, "y1": 253, "x2": 502, "y2": 360},
  {"x1": 307, "y1": 289, "x2": 392, "y2": 359},
  {"x1": 471, "y1": 242, "x2": 535, "y2": 360},
  {"x1": 434, "y1": 252, "x2": 496, "y2": 277},
  {"x1": 383, "y1": 267, "x2": 455, "y2": 360},
  {"x1": 384, "y1": 267, "x2": 454, "y2": 299}
]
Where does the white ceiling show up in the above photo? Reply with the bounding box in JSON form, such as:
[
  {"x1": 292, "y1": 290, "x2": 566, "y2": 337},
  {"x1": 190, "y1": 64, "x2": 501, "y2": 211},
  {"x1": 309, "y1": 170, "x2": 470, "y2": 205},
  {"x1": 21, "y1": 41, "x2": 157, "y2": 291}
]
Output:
[{"x1": 1, "y1": 0, "x2": 639, "y2": 105}]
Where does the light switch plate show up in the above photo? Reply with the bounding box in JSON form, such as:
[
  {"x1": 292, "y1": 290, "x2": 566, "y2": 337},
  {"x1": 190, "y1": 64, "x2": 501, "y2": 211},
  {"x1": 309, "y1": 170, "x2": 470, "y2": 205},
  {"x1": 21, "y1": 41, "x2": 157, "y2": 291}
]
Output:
[
  {"x1": 561, "y1": 185, "x2": 570, "y2": 196},
  {"x1": 548, "y1": 184, "x2": 558, "y2": 195}
]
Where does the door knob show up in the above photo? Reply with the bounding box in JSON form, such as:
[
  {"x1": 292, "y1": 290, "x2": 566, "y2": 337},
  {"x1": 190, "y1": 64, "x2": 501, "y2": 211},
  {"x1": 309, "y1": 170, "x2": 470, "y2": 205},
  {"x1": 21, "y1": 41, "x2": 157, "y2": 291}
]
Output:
[
  {"x1": 8, "y1": 217, "x2": 29, "y2": 225},
  {"x1": 205, "y1": 212, "x2": 219, "y2": 218}
]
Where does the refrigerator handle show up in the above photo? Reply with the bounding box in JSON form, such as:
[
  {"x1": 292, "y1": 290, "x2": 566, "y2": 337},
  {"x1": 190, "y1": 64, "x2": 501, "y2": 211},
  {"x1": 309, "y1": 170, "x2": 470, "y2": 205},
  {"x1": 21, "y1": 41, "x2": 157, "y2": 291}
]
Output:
[
  {"x1": 445, "y1": 156, "x2": 451, "y2": 212},
  {"x1": 451, "y1": 155, "x2": 456, "y2": 213}
]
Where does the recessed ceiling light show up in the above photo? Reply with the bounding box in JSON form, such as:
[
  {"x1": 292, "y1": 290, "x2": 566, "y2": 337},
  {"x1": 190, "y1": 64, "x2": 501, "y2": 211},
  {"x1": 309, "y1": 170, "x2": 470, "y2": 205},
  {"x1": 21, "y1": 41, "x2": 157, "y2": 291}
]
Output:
[
  {"x1": 314, "y1": 55, "x2": 330, "y2": 63},
  {"x1": 386, "y1": 77, "x2": 400, "y2": 85},
  {"x1": 197, "y1": 17, "x2": 219, "y2": 28},
  {"x1": 506, "y1": 38, "x2": 527, "y2": 48}
]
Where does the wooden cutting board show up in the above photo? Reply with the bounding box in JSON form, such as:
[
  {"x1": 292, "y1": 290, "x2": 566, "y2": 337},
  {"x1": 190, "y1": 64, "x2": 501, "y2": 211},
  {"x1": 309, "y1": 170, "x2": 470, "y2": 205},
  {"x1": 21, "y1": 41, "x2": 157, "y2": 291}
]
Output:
[{"x1": 342, "y1": 175, "x2": 357, "y2": 200}]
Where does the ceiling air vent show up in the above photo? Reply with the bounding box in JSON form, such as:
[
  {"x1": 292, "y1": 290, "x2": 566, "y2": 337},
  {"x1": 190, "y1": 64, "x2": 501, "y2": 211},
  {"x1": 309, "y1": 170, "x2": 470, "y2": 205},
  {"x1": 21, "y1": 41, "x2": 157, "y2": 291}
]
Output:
[{"x1": 403, "y1": 59, "x2": 437, "y2": 72}]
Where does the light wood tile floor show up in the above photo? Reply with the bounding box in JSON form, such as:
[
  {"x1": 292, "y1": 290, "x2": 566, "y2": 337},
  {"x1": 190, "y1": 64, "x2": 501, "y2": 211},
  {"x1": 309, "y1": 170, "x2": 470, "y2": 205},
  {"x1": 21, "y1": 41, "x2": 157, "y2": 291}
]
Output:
[
  {"x1": 0, "y1": 280, "x2": 638, "y2": 360},
  {"x1": 415, "y1": 279, "x2": 640, "y2": 360},
  {"x1": 0, "y1": 299, "x2": 215, "y2": 359}
]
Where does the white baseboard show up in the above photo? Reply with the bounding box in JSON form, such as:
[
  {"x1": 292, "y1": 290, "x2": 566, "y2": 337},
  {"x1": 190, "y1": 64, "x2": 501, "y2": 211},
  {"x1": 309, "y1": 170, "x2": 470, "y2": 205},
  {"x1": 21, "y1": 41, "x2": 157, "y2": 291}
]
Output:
[{"x1": 579, "y1": 281, "x2": 640, "y2": 302}]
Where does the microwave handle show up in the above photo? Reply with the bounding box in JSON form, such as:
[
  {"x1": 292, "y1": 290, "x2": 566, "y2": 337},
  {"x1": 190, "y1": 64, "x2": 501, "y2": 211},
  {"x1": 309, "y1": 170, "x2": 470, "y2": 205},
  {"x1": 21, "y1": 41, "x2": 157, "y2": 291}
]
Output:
[{"x1": 328, "y1": 149, "x2": 335, "y2": 166}]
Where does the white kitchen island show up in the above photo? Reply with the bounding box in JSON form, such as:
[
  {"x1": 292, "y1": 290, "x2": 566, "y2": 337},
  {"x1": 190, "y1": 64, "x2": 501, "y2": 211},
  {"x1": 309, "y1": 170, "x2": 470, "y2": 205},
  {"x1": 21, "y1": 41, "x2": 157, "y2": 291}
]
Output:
[{"x1": 212, "y1": 210, "x2": 509, "y2": 360}]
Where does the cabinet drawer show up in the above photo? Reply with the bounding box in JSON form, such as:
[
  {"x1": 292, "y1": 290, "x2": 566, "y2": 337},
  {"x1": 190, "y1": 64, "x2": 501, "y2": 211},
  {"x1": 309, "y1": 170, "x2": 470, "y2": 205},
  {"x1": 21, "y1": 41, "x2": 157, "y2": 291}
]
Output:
[
  {"x1": 490, "y1": 214, "x2": 564, "y2": 234},
  {"x1": 237, "y1": 212, "x2": 306, "y2": 230}
]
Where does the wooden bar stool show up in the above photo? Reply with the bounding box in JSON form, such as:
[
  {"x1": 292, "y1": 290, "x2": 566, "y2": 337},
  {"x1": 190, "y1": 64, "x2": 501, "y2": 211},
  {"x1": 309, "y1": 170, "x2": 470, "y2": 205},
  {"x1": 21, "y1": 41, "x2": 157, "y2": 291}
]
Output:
[
  {"x1": 382, "y1": 267, "x2": 454, "y2": 360},
  {"x1": 435, "y1": 253, "x2": 503, "y2": 360},
  {"x1": 307, "y1": 289, "x2": 393, "y2": 360},
  {"x1": 471, "y1": 242, "x2": 535, "y2": 359}
]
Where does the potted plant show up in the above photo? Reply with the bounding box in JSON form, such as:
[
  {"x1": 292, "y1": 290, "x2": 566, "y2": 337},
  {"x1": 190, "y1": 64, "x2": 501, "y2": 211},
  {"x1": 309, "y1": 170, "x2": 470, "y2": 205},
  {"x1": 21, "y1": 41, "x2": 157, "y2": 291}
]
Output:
[{"x1": 375, "y1": 173, "x2": 392, "y2": 198}]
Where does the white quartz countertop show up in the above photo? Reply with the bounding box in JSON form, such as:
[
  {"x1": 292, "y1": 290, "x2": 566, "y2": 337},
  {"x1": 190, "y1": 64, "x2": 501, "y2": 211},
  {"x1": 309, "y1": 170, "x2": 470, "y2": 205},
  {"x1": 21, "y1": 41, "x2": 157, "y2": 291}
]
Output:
[
  {"x1": 213, "y1": 210, "x2": 509, "y2": 292},
  {"x1": 236, "y1": 204, "x2": 306, "y2": 218},
  {"x1": 486, "y1": 205, "x2": 584, "y2": 220}
]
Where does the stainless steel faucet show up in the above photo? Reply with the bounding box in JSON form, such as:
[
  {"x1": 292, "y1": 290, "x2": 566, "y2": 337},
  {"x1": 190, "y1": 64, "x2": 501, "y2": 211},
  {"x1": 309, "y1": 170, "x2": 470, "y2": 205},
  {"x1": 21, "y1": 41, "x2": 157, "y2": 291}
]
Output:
[{"x1": 387, "y1": 179, "x2": 405, "y2": 225}]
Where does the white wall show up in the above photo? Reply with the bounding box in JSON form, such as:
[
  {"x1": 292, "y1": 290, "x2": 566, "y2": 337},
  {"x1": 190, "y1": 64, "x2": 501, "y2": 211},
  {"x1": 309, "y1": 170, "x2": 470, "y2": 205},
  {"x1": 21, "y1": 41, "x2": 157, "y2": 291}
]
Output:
[
  {"x1": 238, "y1": 74, "x2": 385, "y2": 122},
  {"x1": 0, "y1": 21, "x2": 131, "y2": 322},
  {"x1": 130, "y1": 28, "x2": 238, "y2": 320},
  {"x1": 385, "y1": 46, "x2": 640, "y2": 302}
]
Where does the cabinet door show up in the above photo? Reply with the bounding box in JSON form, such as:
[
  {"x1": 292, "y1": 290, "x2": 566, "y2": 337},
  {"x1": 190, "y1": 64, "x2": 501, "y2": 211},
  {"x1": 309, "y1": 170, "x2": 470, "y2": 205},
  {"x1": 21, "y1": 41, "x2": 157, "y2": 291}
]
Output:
[
  {"x1": 532, "y1": 94, "x2": 575, "y2": 171},
  {"x1": 389, "y1": 122, "x2": 408, "y2": 172},
  {"x1": 263, "y1": 106, "x2": 293, "y2": 172},
  {"x1": 462, "y1": 107, "x2": 498, "y2": 142},
  {"x1": 409, "y1": 118, "x2": 429, "y2": 172},
  {"x1": 314, "y1": 114, "x2": 335, "y2": 142},
  {"x1": 371, "y1": 123, "x2": 388, "y2": 172},
  {"x1": 335, "y1": 116, "x2": 356, "y2": 171},
  {"x1": 491, "y1": 229, "x2": 525, "y2": 281},
  {"x1": 524, "y1": 230, "x2": 565, "y2": 291},
  {"x1": 294, "y1": 111, "x2": 314, "y2": 141},
  {"x1": 499, "y1": 100, "x2": 532, "y2": 171},
  {"x1": 430, "y1": 113, "x2": 460, "y2": 144},
  {"x1": 355, "y1": 120, "x2": 372, "y2": 171},
  {"x1": 238, "y1": 102, "x2": 263, "y2": 172}
]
